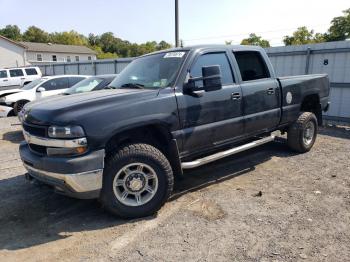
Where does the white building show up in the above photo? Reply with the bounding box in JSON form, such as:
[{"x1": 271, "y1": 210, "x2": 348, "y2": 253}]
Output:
[
  {"x1": 0, "y1": 35, "x2": 96, "y2": 68},
  {"x1": 0, "y1": 35, "x2": 28, "y2": 68},
  {"x1": 21, "y1": 42, "x2": 96, "y2": 64}
]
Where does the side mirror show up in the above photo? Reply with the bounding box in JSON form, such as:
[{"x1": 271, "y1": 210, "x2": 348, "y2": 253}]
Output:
[
  {"x1": 202, "y1": 65, "x2": 222, "y2": 92},
  {"x1": 184, "y1": 65, "x2": 222, "y2": 96},
  {"x1": 36, "y1": 87, "x2": 46, "y2": 92}
]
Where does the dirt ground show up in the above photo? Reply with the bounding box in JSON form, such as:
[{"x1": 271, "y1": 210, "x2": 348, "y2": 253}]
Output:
[{"x1": 0, "y1": 117, "x2": 349, "y2": 262}]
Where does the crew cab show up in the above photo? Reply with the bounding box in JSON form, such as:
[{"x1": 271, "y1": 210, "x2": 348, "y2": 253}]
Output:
[
  {"x1": 0, "y1": 67, "x2": 42, "y2": 89},
  {"x1": 19, "y1": 45, "x2": 330, "y2": 218},
  {"x1": 0, "y1": 75, "x2": 87, "y2": 115}
]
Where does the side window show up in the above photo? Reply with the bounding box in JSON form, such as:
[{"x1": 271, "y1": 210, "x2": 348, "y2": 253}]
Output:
[
  {"x1": 0, "y1": 70, "x2": 8, "y2": 78},
  {"x1": 40, "y1": 78, "x2": 69, "y2": 91},
  {"x1": 69, "y1": 77, "x2": 85, "y2": 87},
  {"x1": 234, "y1": 51, "x2": 270, "y2": 81},
  {"x1": 9, "y1": 69, "x2": 24, "y2": 77},
  {"x1": 190, "y1": 53, "x2": 234, "y2": 87},
  {"x1": 25, "y1": 68, "x2": 38, "y2": 75}
]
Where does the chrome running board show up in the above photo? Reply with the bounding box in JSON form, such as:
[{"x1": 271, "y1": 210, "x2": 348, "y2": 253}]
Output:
[{"x1": 181, "y1": 132, "x2": 279, "y2": 169}]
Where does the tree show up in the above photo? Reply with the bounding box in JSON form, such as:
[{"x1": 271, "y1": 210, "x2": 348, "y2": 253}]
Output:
[
  {"x1": 240, "y1": 33, "x2": 270, "y2": 47},
  {"x1": 157, "y1": 41, "x2": 171, "y2": 50},
  {"x1": 99, "y1": 32, "x2": 117, "y2": 53},
  {"x1": 23, "y1": 26, "x2": 50, "y2": 43},
  {"x1": 0, "y1": 25, "x2": 22, "y2": 41},
  {"x1": 283, "y1": 26, "x2": 325, "y2": 45},
  {"x1": 325, "y1": 8, "x2": 350, "y2": 41},
  {"x1": 225, "y1": 40, "x2": 233, "y2": 45},
  {"x1": 88, "y1": 33, "x2": 100, "y2": 46},
  {"x1": 50, "y1": 30, "x2": 88, "y2": 46}
]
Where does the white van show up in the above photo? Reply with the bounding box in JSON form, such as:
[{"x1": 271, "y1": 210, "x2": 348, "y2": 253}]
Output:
[{"x1": 0, "y1": 67, "x2": 42, "y2": 89}]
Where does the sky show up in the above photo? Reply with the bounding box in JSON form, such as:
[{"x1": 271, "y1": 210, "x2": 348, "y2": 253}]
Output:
[{"x1": 0, "y1": 0, "x2": 349, "y2": 46}]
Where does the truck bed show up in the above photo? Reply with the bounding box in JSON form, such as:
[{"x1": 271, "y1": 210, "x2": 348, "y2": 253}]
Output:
[{"x1": 277, "y1": 74, "x2": 330, "y2": 125}]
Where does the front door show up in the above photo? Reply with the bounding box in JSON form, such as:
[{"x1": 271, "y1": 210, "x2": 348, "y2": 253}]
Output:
[
  {"x1": 9, "y1": 69, "x2": 25, "y2": 86},
  {"x1": 36, "y1": 77, "x2": 69, "y2": 99},
  {"x1": 176, "y1": 51, "x2": 243, "y2": 157}
]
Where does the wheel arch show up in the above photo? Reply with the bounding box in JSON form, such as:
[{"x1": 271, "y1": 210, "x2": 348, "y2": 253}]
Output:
[
  {"x1": 300, "y1": 93, "x2": 322, "y2": 126},
  {"x1": 104, "y1": 123, "x2": 183, "y2": 177}
]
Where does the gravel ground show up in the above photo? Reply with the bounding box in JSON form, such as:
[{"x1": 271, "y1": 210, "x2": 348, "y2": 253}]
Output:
[{"x1": 0, "y1": 117, "x2": 349, "y2": 262}]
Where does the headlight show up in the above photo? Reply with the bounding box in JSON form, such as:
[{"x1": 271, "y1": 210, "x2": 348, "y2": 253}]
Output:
[
  {"x1": 0, "y1": 97, "x2": 6, "y2": 103},
  {"x1": 48, "y1": 125, "x2": 85, "y2": 138}
]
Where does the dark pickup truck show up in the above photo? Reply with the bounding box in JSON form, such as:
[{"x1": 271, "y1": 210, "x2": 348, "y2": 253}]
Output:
[{"x1": 19, "y1": 45, "x2": 330, "y2": 218}]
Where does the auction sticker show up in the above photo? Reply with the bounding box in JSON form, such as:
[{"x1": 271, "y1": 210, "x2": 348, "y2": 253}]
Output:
[{"x1": 164, "y1": 52, "x2": 185, "y2": 58}]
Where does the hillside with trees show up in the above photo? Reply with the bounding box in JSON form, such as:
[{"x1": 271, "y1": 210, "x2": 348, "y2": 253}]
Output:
[{"x1": 0, "y1": 25, "x2": 172, "y2": 59}]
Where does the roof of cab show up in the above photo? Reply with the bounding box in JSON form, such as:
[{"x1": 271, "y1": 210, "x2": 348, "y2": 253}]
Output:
[
  {"x1": 140, "y1": 44, "x2": 264, "y2": 58},
  {"x1": 41, "y1": 75, "x2": 89, "y2": 80}
]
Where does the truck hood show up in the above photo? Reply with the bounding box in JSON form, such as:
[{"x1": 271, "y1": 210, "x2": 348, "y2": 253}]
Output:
[
  {"x1": 24, "y1": 88, "x2": 158, "y2": 125},
  {"x1": 0, "y1": 89, "x2": 22, "y2": 98}
]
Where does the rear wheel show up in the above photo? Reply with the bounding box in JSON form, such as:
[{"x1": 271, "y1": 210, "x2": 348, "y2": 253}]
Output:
[
  {"x1": 287, "y1": 112, "x2": 318, "y2": 153},
  {"x1": 14, "y1": 100, "x2": 28, "y2": 116},
  {"x1": 100, "y1": 143, "x2": 174, "y2": 218}
]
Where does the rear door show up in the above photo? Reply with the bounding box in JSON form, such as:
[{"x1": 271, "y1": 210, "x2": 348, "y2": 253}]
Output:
[
  {"x1": 9, "y1": 69, "x2": 25, "y2": 86},
  {"x1": 24, "y1": 68, "x2": 39, "y2": 82},
  {"x1": 0, "y1": 70, "x2": 9, "y2": 87},
  {"x1": 36, "y1": 77, "x2": 69, "y2": 99},
  {"x1": 233, "y1": 51, "x2": 280, "y2": 134},
  {"x1": 176, "y1": 50, "x2": 243, "y2": 156}
]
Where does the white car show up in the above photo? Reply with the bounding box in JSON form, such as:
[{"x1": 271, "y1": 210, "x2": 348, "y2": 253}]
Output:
[
  {"x1": 0, "y1": 75, "x2": 88, "y2": 115},
  {"x1": 0, "y1": 67, "x2": 42, "y2": 89}
]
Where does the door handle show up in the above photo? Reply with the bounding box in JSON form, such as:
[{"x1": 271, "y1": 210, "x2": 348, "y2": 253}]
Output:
[
  {"x1": 3, "y1": 79, "x2": 8, "y2": 82},
  {"x1": 267, "y1": 88, "x2": 275, "y2": 95},
  {"x1": 20, "y1": 77, "x2": 25, "y2": 80},
  {"x1": 231, "y1": 92, "x2": 241, "y2": 100}
]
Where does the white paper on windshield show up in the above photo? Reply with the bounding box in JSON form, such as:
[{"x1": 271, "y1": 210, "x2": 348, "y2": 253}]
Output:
[{"x1": 163, "y1": 52, "x2": 185, "y2": 58}]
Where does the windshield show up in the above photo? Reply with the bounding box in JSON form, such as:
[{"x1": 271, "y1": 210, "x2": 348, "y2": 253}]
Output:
[
  {"x1": 109, "y1": 51, "x2": 187, "y2": 89},
  {"x1": 22, "y1": 78, "x2": 45, "y2": 90},
  {"x1": 65, "y1": 77, "x2": 105, "y2": 94}
]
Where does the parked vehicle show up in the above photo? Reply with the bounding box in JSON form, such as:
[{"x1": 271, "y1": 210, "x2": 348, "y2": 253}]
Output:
[
  {"x1": 19, "y1": 45, "x2": 330, "y2": 218},
  {"x1": 64, "y1": 74, "x2": 117, "y2": 95},
  {"x1": 0, "y1": 75, "x2": 88, "y2": 115},
  {"x1": 0, "y1": 67, "x2": 42, "y2": 89}
]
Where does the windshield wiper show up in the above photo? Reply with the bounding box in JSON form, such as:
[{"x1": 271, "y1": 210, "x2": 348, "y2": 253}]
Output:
[{"x1": 120, "y1": 83, "x2": 145, "y2": 89}]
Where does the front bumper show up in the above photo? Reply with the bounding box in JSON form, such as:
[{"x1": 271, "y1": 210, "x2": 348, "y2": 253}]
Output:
[
  {"x1": 0, "y1": 105, "x2": 14, "y2": 117},
  {"x1": 20, "y1": 142, "x2": 105, "y2": 199}
]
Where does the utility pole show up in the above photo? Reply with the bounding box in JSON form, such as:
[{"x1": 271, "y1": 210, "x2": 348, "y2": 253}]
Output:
[{"x1": 175, "y1": 0, "x2": 179, "y2": 47}]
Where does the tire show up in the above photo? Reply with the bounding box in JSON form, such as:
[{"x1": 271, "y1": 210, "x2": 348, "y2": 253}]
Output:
[
  {"x1": 100, "y1": 143, "x2": 174, "y2": 218},
  {"x1": 14, "y1": 100, "x2": 28, "y2": 116},
  {"x1": 287, "y1": 112, "x2": 318, "y2": 153}
]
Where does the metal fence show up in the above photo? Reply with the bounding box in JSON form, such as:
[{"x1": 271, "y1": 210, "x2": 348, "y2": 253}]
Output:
[
  {"x1": 37, "y1": 58, "x2": 133, "y2": 76},
  {"x1": 266, "y1": 41, "x2": 350, "y2": 124},
  {"x1": 37, "y1": 41, "x2": 350, "y2": 124}
]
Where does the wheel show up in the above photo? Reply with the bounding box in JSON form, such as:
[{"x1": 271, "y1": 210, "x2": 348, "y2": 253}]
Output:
[
  {"x1": 287, "y1": 112, "x2": 318, "y2": 153},
  {"x1": 100, "y1": 143, "x2": 174, "y2": 218},
  {"x1": 14, "y1": 100, "x2": 28, "y2": 116}
]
